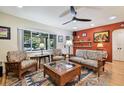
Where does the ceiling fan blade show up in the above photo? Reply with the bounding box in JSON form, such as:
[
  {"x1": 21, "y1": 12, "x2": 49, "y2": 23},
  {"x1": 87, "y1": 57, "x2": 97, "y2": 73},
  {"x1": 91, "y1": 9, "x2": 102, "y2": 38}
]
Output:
[
  {"x1": 59, "y1": 10, "x2": 70, "y2": 17},
  {"x1": 74, "y1": 17, "x2": 91, "y2": 22},
  {"x1": 62, "y1": 19, "x2": 73, "y2": 25},
  {"x1": 59, "y1": 6, "x2": 77, "y2": 17},
  {"x1": 70, "y1": 6, "x2": 77, "y2": 16},
  {"x1": 59, "y1": 6, "x2": 101, "y2": 18}
]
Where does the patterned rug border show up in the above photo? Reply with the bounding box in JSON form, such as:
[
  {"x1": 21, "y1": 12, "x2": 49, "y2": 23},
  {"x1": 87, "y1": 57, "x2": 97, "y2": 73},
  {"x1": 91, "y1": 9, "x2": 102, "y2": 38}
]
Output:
[{"x1": 8, "y1": 68, "x2": 93, "y2": 86}]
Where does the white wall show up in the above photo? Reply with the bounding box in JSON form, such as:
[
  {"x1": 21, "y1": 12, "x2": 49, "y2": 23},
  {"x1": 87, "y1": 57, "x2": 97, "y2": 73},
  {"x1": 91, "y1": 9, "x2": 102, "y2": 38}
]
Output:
[{"x1": 0, "y1": 12, "x2": 72, "y2": 71}]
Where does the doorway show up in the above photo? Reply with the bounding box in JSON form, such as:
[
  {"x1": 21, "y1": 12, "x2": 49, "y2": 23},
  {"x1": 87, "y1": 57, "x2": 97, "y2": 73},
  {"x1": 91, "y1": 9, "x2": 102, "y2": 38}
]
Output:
[{"x1": 112, "y1": 29, "x2": 124, "y2": 61}]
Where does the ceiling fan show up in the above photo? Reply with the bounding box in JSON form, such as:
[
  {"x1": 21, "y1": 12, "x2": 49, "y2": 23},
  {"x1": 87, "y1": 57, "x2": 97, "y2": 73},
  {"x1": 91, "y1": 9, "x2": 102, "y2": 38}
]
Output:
[{"x1": 62, "y1": 6, "x2": 92, "y2": 25}]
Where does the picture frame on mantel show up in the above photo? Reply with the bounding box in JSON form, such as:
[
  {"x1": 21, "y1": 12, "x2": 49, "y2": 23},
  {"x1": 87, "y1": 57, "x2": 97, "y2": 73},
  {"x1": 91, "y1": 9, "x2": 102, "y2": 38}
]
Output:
[
  {"x1": 0, "y1": 26, "x2": 11, "y2": 40},
  {"x1": 82, "y1": 32, "x2": 87, "y2": 37},
  {"x1": 94, "y1": 31, "x2": 109, "y2": 43}
]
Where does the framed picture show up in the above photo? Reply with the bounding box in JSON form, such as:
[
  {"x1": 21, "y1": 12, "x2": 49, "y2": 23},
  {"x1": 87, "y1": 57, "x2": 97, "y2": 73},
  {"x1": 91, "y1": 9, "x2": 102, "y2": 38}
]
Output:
[
  {"x1": 66, "y1": 36, "x2": 70, "y2": 40},
  {"x1": 0, "y1": 26, "x2": 11, "y2": 39},
  {"x1": 82, "y1": 32, "x2": 87, "y2": 37},
  {"x1": 58, "y1": 35, "x2": 63, "y2": 42},
  {"x1": 94, "y1": 31, "x2": 109, "y2": 42}
]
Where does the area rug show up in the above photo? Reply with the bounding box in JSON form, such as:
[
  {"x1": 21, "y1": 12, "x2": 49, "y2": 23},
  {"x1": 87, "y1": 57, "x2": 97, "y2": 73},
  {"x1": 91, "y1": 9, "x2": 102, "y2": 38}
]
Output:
[
  {"x1": 76, "y1": 70, "x2": 110, "y2": 86},
  {"x1": 8, "y1": 68, "x2": 93, "y2": 86},
  {"x1": 6, "y1": 68, "x2": 110, "y2": 86}
]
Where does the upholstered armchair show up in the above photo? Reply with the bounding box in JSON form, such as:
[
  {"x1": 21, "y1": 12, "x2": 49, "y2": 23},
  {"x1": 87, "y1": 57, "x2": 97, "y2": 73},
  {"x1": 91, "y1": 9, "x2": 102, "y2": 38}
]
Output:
[
  {"x1": 5, "y1": 51, "x2": 37, "y2": 79},
  {"x1": 51, "y1": 49, "x2": 66, "y2": 61}
]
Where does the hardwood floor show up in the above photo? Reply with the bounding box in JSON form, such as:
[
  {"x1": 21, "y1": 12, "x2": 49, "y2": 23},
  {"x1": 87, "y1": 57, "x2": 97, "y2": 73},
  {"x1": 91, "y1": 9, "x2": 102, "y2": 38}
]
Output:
[
  {"x1": 0, "y1": 61, "x2": 124, "y2": 86},
  {"x1": 105, "y1": 61, "x2": 124, "y2": 85}
]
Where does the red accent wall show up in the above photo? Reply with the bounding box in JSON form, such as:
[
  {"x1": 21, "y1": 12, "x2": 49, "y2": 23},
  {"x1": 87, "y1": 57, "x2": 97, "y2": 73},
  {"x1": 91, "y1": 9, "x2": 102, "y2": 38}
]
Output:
[{"x1": 73, "y1": 22, "x2": 124, "y2": 62}]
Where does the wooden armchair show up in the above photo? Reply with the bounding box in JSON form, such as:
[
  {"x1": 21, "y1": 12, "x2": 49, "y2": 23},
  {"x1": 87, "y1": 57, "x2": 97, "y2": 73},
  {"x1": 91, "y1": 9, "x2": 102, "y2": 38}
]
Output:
[
  {"x1": 5, "y1": 51, "x2": 37, "y2": 79},
  {"x1": 51, "y1": 49, "x2": 66, "y2": 61}
]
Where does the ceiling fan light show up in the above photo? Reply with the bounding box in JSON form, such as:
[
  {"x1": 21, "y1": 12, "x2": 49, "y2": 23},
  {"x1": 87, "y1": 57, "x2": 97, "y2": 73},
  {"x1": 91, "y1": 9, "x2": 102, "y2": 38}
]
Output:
[
  {"x1": 91, "y1": 24, "x2": 95, "y2": 27},
  {"x1": 73, "y1": 20, "x2": 77, "y2": 23},
  {"x1": 73, "y1": 27, "x2": 77, "y2": 29},
  {"x1": 109, "y1": 16, "x2": 117, "y2": 20},
  {"x1": 17, "y1": 6, "x2": 23, "y2": 8}
]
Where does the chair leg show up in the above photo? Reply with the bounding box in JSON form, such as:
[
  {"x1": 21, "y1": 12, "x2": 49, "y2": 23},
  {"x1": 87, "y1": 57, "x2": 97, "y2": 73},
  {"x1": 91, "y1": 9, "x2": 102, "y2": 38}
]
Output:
[
  {"x1": 19, "y1": 72, "x2": 22, "y2": 80},
  {"x1": 98, "y1": 72, "x2": 100, "y2": 77},
  {"x1": 36, "y1": 64, "x2": 38, "y2": 71},
  {"x1": 5, "y1": 71, "x2": 8, "y2": 77},
  {"x1": 98, "y1": 68, "x2": 100, "y2": 77},
  {"x1": 103, "y1": 67, "x2": 104, "y2": 72}
]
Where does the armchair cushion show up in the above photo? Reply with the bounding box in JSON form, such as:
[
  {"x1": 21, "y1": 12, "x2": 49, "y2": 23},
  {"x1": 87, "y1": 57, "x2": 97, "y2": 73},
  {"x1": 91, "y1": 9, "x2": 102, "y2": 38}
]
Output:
[
  {"x1": 53, "y1": 56, "x2": 65, "y2": 61},
  {"x1": 53, "y1": 49, "x2": 62, "y2": 56},
  {"x1": 76, "y1": 49, "x2": 87, "y2": 59},
  {"x1": 81, "y1": 59, "x2": 98, "y2": 67},
  {"x1": 86, "y1": 50, "x2": 98, "y2": 60},
  {"x1": 7, "y1": 51, "x2": 27, "y2": 62},
  {"x1": 86, "y1": 50, "x2": 108, "y2": 60},
  {"x1": 21, "y1": 60, "x2": 37, "y2": 69},
  {"x1": 69, "y1": 57, "x2": 84, "y2": 63}
]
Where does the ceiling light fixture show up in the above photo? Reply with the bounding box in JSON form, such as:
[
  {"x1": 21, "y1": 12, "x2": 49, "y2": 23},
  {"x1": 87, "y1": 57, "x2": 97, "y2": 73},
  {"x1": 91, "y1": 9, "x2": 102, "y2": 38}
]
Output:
[
  {"x1": 73, "y1": 20, "x2": 77, "y2": 23},
  {"x1": 17, "y1": 6, "x2": 23, "y2": 8},
  {"x1": 91, "y1": 24, "x2": 95, "y2": 27},
  {"x1": 109, "y1": 16, "x2": 117, "y2": 20},
  {"x1": 73, "y1": 27, "x2": 77, "y2": 29}
]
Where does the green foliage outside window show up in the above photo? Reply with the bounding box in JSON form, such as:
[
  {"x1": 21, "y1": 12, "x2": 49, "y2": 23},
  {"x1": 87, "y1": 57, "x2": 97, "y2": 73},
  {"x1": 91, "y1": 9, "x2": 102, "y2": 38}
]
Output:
[{"x1": 24, "y1": 30, "x2": 54, "y2": 51}]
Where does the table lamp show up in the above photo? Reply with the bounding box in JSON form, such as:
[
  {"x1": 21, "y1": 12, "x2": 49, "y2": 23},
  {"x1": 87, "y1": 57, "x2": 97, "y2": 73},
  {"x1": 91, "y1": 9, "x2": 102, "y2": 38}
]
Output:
[
  {"x1": 97, "y1": 43, "x2": 103, "y2": 50},
  {"x1": 39, "y1": 43, "x2": 45, "y2": 55},
  {"x1": 66, "y1": 40, "x2": 73, "y2": 55}
]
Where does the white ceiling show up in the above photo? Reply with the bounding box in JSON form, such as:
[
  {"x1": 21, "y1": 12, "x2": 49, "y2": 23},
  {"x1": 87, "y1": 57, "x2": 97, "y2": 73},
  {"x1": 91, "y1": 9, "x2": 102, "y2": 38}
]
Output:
[{"x1": 0, "y1": 6, "x2": 124, "y2": 31}]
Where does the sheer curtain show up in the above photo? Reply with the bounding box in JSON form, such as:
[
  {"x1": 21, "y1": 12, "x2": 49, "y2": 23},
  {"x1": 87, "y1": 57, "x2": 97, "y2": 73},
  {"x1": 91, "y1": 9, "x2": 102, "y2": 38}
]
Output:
[{"x1": 17, "y1": 28, "x2": 24, "y2": 51}]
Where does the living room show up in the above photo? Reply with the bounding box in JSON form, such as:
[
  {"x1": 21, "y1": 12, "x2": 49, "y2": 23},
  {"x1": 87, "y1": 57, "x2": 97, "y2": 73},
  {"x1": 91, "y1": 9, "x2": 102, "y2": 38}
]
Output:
[{"x1": 0, "y1": 2, "x2": 124, "y2": 92}]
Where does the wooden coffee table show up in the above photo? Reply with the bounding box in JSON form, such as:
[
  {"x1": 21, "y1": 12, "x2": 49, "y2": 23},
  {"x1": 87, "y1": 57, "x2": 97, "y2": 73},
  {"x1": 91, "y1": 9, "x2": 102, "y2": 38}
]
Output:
[{"x1": 44, "y1": 61, "x2": 81, "y2": 86}]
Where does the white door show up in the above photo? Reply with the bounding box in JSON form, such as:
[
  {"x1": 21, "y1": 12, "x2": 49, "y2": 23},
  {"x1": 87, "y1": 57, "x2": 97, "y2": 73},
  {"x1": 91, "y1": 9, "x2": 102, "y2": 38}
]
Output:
[
  {"x1": 113, "y1": 30, "x2": 119, "y2": 60},
  {"x1": 112, "y1": 29, "x2": 124, "y2": 61},
  {"x1": 118, "y1": 30, "x2": 124, "y2": 61}
]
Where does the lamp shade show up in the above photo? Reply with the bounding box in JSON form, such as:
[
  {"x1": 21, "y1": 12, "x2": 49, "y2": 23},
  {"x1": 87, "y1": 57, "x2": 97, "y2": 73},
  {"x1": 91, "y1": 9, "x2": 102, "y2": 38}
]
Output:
[
  {"x1": 66, "y1": 40, "x2": 73, "y2": 46},
  {"x1": 97, "y1": 43, "x2": 103, "y2": 48},
  {"x1": 39, "y1": 43, "x2": 45, "y2": 49}
]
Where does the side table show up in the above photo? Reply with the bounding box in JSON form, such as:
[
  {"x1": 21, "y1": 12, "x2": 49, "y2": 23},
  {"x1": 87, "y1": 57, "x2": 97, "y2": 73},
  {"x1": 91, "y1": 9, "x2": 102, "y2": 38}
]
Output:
[{"x1": 30, "y1": 54, "x2": 51, "y2": 68}]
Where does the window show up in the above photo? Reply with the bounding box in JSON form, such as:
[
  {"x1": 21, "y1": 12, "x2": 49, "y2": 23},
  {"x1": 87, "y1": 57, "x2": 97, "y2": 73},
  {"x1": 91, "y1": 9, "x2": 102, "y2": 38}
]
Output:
[
  {"x1": 49, "y1": 34, "x2": 56, "y2": 49},
  {"x1": 24, "y1": 30, "x2": 31, "y2": 51},
  {"x1": 32, "y1": 32, "x2": 41, "y2": 50},
  {"x1": 32, "y1": 32, "x2": 48, "y2": 51},
  {"x1": 23, "y1": 30, "x2": 52, "y2": 51},
  {"x1": 40, "y1": 33, "x2": 48, "y2": 50}
]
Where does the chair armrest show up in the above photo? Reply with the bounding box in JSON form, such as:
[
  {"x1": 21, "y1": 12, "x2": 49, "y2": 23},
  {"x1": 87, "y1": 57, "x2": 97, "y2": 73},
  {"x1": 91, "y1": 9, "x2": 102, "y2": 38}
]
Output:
[
  {"x1": 5, "y1": 61, "x2": 21, "y2": 64},
  {"x1": 5, "y1": 62, "x2": 21, "y2": 67},
  {"x1": 69, "y1": 54, "x2": 75, "y2": 57},
  {"x1": 97, "y1": 57, "x2": 107, "y2": 62},
  {"x1": 5, "y1": 62, "x2": 21, "y2": 72}
]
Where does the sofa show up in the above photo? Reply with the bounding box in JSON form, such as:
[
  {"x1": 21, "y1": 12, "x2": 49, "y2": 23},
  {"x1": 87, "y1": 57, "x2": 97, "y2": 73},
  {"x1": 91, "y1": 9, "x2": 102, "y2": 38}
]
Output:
[
  {"x1": 69, "y1": 49, "x2": 108, "y2": 76},
  {"x1": 5, "y1": 51, "x2": 37, "y2": 79}
]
